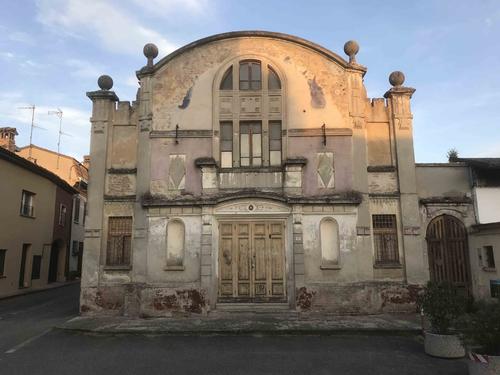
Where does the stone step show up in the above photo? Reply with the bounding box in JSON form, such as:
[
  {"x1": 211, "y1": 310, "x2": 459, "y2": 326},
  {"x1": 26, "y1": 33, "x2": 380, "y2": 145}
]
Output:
[{"x1": 214, "y1": 303, "x2": 293, "y2": 314}]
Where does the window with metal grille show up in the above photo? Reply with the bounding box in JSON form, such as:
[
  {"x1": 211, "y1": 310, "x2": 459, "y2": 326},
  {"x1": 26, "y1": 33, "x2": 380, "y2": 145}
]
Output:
[
  {"x1": 372, "y1": 214, "x2": 400, "y2": 265},
  {"x1": 0, "y1": 249, "x2": 6, "y2": 277},
  {"x1": 20, "y1": 190, "x2": 35, "y2": 217},
  {"x1": 106, "y1": 216, "x2": 132, "y2": 266}
]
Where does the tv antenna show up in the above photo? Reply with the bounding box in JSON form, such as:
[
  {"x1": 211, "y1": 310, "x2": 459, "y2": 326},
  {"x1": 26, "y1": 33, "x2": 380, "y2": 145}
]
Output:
[
  {"x1": 48, "y1": 108, "x2": 71, "y2": 169},
  {"x1": 18, "y1": 105, "x2": 47, "y2": 160}
]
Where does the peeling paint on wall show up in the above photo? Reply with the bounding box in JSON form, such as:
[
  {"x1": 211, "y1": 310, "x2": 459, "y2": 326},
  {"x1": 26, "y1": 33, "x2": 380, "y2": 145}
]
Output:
[
  {"x1": 307, "y1": 77, "x2": 326, "y2": 108},
  {"x1": 178, "y1": 87, "x2": 192, "y2": 109}
]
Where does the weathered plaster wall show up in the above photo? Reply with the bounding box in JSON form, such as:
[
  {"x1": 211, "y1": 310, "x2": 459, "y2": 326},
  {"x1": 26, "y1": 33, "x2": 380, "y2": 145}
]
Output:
[
  {"x1": 288, "y1": 135, "x2": 353, "y2": 195},
  {"x1": 416, "y1": 164, "x2": 471, "y2": 198}
]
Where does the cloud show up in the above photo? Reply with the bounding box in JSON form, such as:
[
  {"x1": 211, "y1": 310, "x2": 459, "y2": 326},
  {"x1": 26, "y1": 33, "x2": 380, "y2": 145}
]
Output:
[
  {"x1": 66, "y1": 58, "x2": 105, "y2": 79},
  {"x1": 131, "y1": 0, "x2": 208, "y2": 16},
  {"x1": 8, "y1": 31, "x2": 35, "y2": 44},
  {"x1": 0, "y1": 92, "x2": 90, "y2": 160},
  {"x1": 35, "y1": 0, "x2": 178, "y2": 55}
]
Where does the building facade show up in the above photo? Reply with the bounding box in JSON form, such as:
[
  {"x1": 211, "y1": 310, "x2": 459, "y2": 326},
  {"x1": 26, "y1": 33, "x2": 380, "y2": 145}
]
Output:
[
  {"x1": 81, "y1": 31, "x2": 498, "y2": 317},
  {"x1": 0, "y1": 147, "x2": 77, "y2": 298},
  {"x1": 16, "y1": 144, "x2": 88, "y2": 278}
]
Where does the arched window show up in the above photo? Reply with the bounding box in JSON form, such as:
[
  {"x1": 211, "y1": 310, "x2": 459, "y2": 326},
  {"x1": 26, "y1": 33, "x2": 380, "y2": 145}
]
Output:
[
  {"x1": 268, "y1": 66, "x2": 281, "y2": 90},
  {"x1": 320, "y1": 218, "x2": 340, "y2": 267},
  {"x1": 166, "y1": 219, "x2": 185, "y2": 269},
  {"x1": 220, "y1": 66, "x2": 233, "y2": 90},
  {"x1": 216, "y1": 59, "x2": 283, "y2": 168}
]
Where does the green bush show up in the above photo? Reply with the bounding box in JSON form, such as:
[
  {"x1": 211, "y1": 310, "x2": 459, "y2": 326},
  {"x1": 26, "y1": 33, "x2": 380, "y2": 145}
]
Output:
[
  {"x1": 458, "y1": 300, "x2": 500, "y2": 355},
  {"x1": 417, "y1": 281, "x2": 466, "y2": 334}
]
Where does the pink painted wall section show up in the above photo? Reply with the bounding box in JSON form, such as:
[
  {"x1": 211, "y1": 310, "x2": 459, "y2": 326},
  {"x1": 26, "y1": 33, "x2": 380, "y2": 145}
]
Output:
[
  {"x1": 288, "y1": 135, "x2": 353, "y2": 195},
  {"x1": 150, "y1": 138, "x2": 212, "y2": 196}
]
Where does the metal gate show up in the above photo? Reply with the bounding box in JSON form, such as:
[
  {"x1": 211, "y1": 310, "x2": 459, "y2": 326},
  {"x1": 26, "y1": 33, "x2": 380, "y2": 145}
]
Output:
[{"x1": 426, "y1": 215, "x2": 471, "y2": 292}]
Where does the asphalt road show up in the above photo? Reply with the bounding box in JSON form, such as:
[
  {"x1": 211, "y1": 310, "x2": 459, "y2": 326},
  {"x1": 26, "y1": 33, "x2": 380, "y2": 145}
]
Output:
[{"x1": 0, "y1": 283, "x2": 467, "y2": 375}]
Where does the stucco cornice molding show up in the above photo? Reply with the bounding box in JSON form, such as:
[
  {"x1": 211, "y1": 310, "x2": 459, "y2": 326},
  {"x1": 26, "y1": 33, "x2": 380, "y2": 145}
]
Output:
[
  {"x1": 383, "y1": 87, "x2": 416, "y2": 99},
  {"x1": 141, "y1": 190, "x2": 362, "y2": 207},
  {"x1": 86, "y1": 90, "x2": 119, "y2": 102},
  {"x1": 137, "y1": 31, "x2": 367, "y2": 75}
]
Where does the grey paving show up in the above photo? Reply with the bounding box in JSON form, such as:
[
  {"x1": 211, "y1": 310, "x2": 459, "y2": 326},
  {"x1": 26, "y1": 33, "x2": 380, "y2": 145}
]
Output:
[{"x1": 0, "y1": 282, "x2": 467, "y2": 375}]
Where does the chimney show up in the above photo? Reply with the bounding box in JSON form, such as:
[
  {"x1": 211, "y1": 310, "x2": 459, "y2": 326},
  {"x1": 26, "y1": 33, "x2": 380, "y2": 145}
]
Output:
[
  {"x1": 83, "y1": 155, "x2": 90, "y2": 170},
  {"x1": 0, "y1": 127, "x2": 18, "y2": 152}
]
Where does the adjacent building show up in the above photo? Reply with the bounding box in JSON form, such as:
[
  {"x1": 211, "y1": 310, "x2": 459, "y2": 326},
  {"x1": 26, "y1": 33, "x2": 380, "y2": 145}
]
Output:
[
  {"x1": 0, "y1": 146, "x2": 77, "y2": 298},
  {"x1": 16, "y1": 144, "x2": 88, "y2": 278},
  {"x1": 80, "y1": 31, "x2": 499, "y2": 317}
]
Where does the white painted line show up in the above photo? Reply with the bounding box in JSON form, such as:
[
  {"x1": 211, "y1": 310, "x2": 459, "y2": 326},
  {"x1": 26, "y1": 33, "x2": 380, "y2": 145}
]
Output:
[{"x1": 5, "y1": 329, "x2": 52, "y2": 354}]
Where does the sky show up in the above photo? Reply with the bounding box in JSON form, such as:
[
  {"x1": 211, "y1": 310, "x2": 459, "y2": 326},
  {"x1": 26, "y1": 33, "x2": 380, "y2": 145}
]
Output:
[{"x1": 0, "y1": 0, "x2": 499, "y2": 162}]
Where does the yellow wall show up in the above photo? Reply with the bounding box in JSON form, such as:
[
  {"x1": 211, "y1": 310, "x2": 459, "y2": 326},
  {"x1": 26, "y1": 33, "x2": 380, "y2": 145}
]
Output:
[{"x1": 0, "y1": 158, "x2": 56, "y2": 297}]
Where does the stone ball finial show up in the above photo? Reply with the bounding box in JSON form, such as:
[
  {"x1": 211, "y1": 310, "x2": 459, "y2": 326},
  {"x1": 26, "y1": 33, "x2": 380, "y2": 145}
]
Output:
[
  {"x1": 343, "y1": 40, "x2": 359, "y2": 63},
  {"x1": 143, "y1": 43, "x2": 159, "y2": 67},
  {"x1": 97, "y1": 75, "x2": 113, "y2": 90},
  {"x1": 389, "y1": 71, "x2": 405, "y2": 87}
]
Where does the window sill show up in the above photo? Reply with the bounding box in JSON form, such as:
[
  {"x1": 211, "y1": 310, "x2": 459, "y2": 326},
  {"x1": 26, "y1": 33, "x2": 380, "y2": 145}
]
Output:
[
  {"x1": 104, "y1": 265, "x2": 132, "y2": 271},
  {"x1": 374, "y1": 263, "x2": 402, "y2": 269},
  {"x1": 219, "y1": 166, "x2": 283, "y2": 173},
  {"x1": 20, "y1": 214, "x2": 35, "y2": 219},
  {"x1": 0, "y1": 275, "x2": 6, "y2": 279},
  {"x1": 320, "y1": 264, "x2": 341, "y2": 270},
  {"x1": 164, "y1": 265, "x2": 185, "y2": 271},
  {"x1": 482, "y1": 267, "x2": 497, "y2": 272}
]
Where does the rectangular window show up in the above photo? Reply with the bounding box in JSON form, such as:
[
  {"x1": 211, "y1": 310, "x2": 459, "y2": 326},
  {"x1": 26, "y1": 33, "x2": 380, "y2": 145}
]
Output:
[
  {"x1": 372, "y1": 214, "x2": 400, "y2": 265},
  {"x1": 58, "y1": 204, "x2": 67, "y2": 226},
  {"x1": 74, "y1": 197, "x2": 80, "y2": 224},
  {"x1": 240, "y1": 122, "x2": 262, "y2": 167},
  {"x1": 239, "y1": 61, "x2": 261, "y2": 90},
  {"x1": 484, "y1": 246, "x2": 496, "y2": 269},
  {"x1": 220, "y1": 121, "x2": 233, "y2": 168},
  {"x1": 72, "y1": 240, "x2": 79, "y2": 256},
  {"x1": 20, "y1": 190, "x2": 35, "y2": 217},
  {"x1": 83, "y1": 202, "x2": 87, "y2": 226},
  {"x1": 269, "y1": 121, "x2": 282, "y2": 166},
  {"x1": 31, "y1": 255, "x2": 41, "y2": 280},
  {"x1": 0, "y1": 249, "x2": 6, "y2": 277},
  {"x1": 106, "y1": 216, "x2": 132, "y2": 267}
]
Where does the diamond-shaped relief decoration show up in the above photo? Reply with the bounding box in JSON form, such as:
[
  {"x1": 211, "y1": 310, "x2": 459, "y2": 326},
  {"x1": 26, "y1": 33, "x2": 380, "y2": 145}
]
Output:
[
  {"x1": 317, "y1": 152, "x2": 334, "y2": 188},
  {"x1": 168, "y1": 154, "x2": 186, "y2": 190}
]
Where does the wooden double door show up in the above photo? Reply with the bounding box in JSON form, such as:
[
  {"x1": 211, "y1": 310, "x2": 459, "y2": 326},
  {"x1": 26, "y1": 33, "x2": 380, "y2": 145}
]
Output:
[
  {"x1": 426, "y1": 215, "x2": 471, "y2": 293},
  {"x1": 218, "y1": 221, "x2": 286, "y2": 302}
]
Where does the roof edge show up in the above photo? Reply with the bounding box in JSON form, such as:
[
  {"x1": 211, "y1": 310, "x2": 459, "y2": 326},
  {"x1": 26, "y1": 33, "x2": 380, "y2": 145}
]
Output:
[
  {"x1": 137, "y1": 31, "x2": 366, "y2": 77},
  {"x1": 0, "y1": 147, "x2": 78, "y2": 194}
]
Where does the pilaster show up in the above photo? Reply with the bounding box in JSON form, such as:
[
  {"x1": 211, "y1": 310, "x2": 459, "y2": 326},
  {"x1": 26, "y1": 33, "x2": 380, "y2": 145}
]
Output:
[{"x1": 83, "y1": 88, "x2": 118, "y2": 288}]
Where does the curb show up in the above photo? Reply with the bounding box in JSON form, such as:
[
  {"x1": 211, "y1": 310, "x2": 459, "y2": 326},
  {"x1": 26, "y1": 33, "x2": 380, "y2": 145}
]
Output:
[{"x1": 0, "y1": 280, "x2": 80, "y2": 301}]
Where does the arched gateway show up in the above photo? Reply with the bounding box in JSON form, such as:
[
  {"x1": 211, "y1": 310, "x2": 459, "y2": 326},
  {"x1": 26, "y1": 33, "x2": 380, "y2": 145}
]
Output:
[{"x1": 426, "y1": 215, "x2": 471, "y2": 292}]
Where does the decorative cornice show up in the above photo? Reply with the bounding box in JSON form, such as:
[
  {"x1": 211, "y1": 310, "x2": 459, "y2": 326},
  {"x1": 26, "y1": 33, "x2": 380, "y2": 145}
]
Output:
[
  {"x1": 142, "y1": 190, "x2": 362, "y2": 207},
  {"x1": 150, "y1": 129, "x2": 213, "y2": 139},
  {"x1": 195, "y1": 157, "x2": 217, "y2": 168},
  {"x1": 367, "y1": 165, "x2": 396, "y2": 173},
  {"x1": 283, "y1": 157, "x2": 307, "y2": 166},
  {"x1": 419, "y1": 196, "x2": 472, "y2": 205},
  {"x1": 383, "y1": 86, "x2": 416, "y2": 99},
  {"x1": 136, "y1": 31, "x2": 366, "y2": 78},
  {"x1": 104, "y1": 195, "x2": 136, "y2": 202},
  {"x1": 107, "y1": 168, "x2": 137, "y2": 174},
  {"x1": 86, "y1": 90, "x2": 119, "y2": 102},
  {"x1": 288, "y1": 128, "x2": 352, "y2": 137}
]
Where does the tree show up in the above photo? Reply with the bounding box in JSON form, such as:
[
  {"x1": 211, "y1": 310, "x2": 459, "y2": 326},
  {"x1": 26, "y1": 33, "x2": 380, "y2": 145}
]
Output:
[{"x1": 447, "y1": 148, "x2": 459, "y2": 162}]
